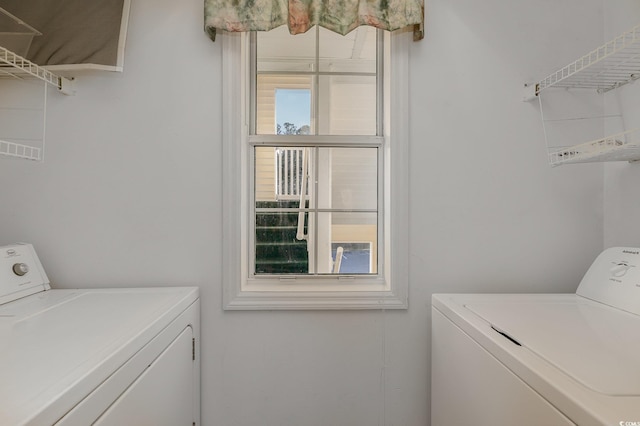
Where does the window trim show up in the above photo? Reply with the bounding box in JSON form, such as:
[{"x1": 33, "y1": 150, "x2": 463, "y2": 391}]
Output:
[{"x1": 221, "y1": 29, "x2": 410, "y2": 310}]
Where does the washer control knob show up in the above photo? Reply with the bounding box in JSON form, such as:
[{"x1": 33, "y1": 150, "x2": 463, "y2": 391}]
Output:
[
  {"x1": 610, "y1": 263, "x2": 629, "y2": 278},
  {"x1": 12, "y1": 263, "x2": 29, "y2": 276}
]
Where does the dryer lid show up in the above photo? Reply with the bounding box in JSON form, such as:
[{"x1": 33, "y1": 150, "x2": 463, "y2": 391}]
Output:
[
  {"x1": 0, "y1": 287, "x2": 198, "y2": 426},
  {"x1": 466, "y1": 297, "x2": 640, "y2": 396}
]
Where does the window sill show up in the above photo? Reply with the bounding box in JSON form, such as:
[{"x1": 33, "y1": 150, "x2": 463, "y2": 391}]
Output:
[{"x1": 223, "y1": 286, "x2": 408, "y2": 310}]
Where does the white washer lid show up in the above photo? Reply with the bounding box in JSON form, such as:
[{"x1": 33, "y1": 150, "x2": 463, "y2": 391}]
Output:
[
  {"x1": 466, "y1": 297, "x2": 640, "y2": 396},
  {"x1": 0, "y1": 287, "x2": 198, "y2": 426}
]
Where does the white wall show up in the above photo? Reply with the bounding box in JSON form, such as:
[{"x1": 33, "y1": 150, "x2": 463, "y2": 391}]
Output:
[
  {"x1": 0, "y1": 0, "x2": 605, "y2": 425},
  {"x1": 604, "y1": 0, "x2": 640, "y2": 248}
]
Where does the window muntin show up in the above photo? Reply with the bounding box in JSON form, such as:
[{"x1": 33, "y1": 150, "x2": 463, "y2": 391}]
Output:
[{"x1": 250, "y1": 26, "x2": 385, "y2": 279}]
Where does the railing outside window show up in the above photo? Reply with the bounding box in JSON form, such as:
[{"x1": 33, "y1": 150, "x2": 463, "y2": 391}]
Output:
[{"x1": 276, "y1": 148, "x2": 306, "y2": 200}]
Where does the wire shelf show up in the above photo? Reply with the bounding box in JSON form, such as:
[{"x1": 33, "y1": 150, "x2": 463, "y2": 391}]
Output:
[
  {"x1": 548, "y1": 128, "x2": 640, "y2": 166},
  {"x1": 0, "y1": 9, "x2": 75, "y2": 162},
  {"x1": 537, "y1": 24, "x2": 640, "y2": 94},
  {"x1": 0, "y1": 139, "x2": 41, "y2": 161},
  {"x1": 526, "y1": 23, "x2": 640, "y2": 166},
  {"x1": 0, "y1": 46, "x2": 73, "y2": 94}
]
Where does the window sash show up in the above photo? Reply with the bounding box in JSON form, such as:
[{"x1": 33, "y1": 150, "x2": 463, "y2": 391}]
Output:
[
  {"x1": 249, "y1": 142, "x2": 385, "y2": 279},
  {"x1": 250, "y1": 28, "x2": 385, "y2": 137}
]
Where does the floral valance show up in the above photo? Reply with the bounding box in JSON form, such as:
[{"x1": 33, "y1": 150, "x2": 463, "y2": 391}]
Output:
[{"x1": 204, "y1": 0, "x2": 424, "y2": 41}]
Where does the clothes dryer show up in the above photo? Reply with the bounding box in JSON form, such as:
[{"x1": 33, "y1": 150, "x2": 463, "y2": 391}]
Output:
[{"x1": 0, "y1": 243, "x2": 200, "y2": 426}]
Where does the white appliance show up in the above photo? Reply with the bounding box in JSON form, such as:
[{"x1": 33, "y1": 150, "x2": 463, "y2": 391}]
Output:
[
  {"x1": 432, "y1": 247, "x2": 640, "y2": 426},
  {"x1": 0, "y1": 243, "x2": 200, "y2": 426}
]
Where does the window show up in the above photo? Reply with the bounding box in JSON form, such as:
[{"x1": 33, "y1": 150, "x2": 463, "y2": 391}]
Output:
[{"x1": 222, "y1": 26, "x2": 410, "y2": 309}]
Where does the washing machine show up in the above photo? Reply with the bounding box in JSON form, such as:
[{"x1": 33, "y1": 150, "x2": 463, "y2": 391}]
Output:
[
  {"x1": 432, "y1": 247, "x2": 640, "y2": 426},
  {"x1": 0, "y1": 243, "x2": 200, "y2": 425}
]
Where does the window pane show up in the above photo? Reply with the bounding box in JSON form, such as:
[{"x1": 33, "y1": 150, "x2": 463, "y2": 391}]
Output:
[
  {"x1": 332, "y1": 243, "x2": 373, "y2": 274},
  {"x1": 255, "y1": 146, "x2": 277, "y2": 202},
  {"x1": 256, "y1": 75, "x2": 312, "y2": 135},
  {"x1": 255, "y1": 146, "x2": 309, "y2": 202},
  {"x1": 257, "y1": 25, "x2": 316, "y2": 73},
  {"x1": 317, "y1": 75, "x2": 377, "y2": 135},
  {"x1": 276, "y1": 89, "x2": 311, "y2": 135},
  {"x1": 322, "y1": 212, "x2": 378, "y2": 274},
  {"x1": 255, "y1": 208, "x2": 309, "y2": 275},
  {"x1": 318, "y1": 26, "x2": 377, "y2": 73},
  {"x1": 316, "y1": 147, "x2": 378, "y2": 210}
]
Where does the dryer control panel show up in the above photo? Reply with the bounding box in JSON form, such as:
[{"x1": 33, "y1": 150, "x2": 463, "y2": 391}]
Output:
[
  {"x1": 0, "y1": 243, "x2": 50, "y2": 305},
  {"x1": 577, "y1": 247, "x2": 640, "y2": 316}
]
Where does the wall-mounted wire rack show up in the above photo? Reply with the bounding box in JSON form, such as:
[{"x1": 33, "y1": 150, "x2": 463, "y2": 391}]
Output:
[
  {"x1": 1, "y1": 7, "x2": 74, "y2": 161},
  {"x1": 525, "y1": 23, "x2": 640, "y2": 167},
  {"x1": 0, "y1": 46, "x2": 74, "y2": 94},
  {"x1": 548, "y1": 128, "x2": 640, "y2": 166}
]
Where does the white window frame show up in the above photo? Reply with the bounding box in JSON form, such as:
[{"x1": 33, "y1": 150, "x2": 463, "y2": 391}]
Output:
[{"x1": 221, "y1": 29, "x2": 410, "y2": 310}]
